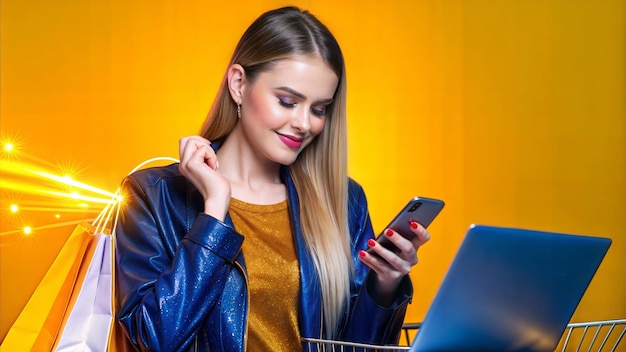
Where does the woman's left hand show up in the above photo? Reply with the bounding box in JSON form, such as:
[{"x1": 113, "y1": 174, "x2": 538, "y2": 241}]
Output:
[{"x1": 358, "y1": 221, "x2": 430, "y2": 304}]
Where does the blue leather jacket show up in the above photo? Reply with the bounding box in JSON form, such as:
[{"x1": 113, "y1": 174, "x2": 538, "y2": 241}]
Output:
[{"x1": 115, "y1": 163, "x2": 412, "y2": 351}]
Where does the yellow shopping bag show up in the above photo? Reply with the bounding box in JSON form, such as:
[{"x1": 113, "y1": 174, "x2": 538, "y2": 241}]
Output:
[{"x1": 1, "y1": 222, "x2": 96, "y2": 351}]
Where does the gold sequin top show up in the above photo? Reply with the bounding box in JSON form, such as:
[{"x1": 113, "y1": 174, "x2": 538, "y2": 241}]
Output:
[{"x1": 228, "y1": 197, "x2": 302, "y2": 352}]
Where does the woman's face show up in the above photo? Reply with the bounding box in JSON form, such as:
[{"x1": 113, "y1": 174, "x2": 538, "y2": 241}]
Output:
[{"x1": 238, "y1": 55, "x2": 339, "y2": 166}]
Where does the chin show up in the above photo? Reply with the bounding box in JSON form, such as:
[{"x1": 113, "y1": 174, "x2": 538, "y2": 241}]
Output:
[
  {"x1": 273, "y1": 151, "x2": 301, "y2": 166},
  {"x1": 276, "y1": 157, "x2": 298, "y2": 166}
]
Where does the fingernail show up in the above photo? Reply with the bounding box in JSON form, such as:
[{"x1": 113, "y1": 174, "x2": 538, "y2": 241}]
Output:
[
  {"x1": 410, "y1": 221, "x2": 418, "y2": 230},
  {"x1": 385, "y1": 229, "x2": 394, "y2": 237},
  {"x1": 359, "y1": 250, "x2": 366, "y2": 258},
  {"x1": 367, "y1": 239, "x2": 376, "y2": 247}
]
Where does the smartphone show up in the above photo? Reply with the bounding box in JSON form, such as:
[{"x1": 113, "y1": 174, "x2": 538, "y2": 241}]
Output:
[{"x1": 371, "y1": 196, "x2": 445, "y2": 254}]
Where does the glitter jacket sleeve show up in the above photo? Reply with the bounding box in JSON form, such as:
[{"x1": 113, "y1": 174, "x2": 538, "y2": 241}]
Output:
[{"x1": 115, "y1": 164, "x2": 247, "y2": 352}]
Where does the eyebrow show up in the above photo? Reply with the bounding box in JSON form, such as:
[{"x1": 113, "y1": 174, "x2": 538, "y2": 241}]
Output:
[{"x1": 275, "y1": 86, "x2": 334, "y2": 104}]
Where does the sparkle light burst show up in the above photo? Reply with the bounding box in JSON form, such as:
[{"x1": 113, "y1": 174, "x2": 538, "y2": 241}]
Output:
[
  {"x1": 0, "y1": 137, "x2": 121, "y2": 236},
  {"x1": 1, "y1": 132, "x2": 23, "y2": 159}
]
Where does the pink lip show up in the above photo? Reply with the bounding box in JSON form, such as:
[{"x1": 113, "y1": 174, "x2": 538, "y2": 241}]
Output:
[{"x1": 277, "y1": 133, "x2": 303, "y2": 149}]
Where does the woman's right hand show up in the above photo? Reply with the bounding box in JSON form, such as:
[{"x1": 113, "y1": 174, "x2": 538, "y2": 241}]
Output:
[{"x1": 178, "y1": 136, "x2": 231, "y2": 221}]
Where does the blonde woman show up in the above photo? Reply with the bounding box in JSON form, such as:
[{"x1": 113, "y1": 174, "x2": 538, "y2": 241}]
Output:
[{"x1": 115, "y1": 6, "x2": 430, "y2": 351}]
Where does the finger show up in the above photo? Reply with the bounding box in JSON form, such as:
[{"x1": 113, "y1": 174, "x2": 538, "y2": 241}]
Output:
[
  {"x1": 366, "y1": 238, "x2": 413, "y2": 274},
  {"x1": 379, "y1": 229, "x2": 418, "y2": 265},
  {"x1": 179, "y1": 137, "x2": 201, "y2": 165},
  {"x1": 179, "y1": 137, "x2": 190, "y2": 163},
  {"x1": 184, "y1": 143, "x2": 216, "y2": 172},
  {"x1": 197, "y1": 144, "x2": 219, "y2": 170},
  {"x1": 359, "y1": 250, "x2": 392, "y2": 276},
  {"x1": 359, "y1": 250, "x2": 409, "y2": 279},
  {"x1": 410, "y1": 221, "x2": 431, "y2": 247},
  {"x1": 180, "y1": 137, "x2": 212, "y2": 166}
]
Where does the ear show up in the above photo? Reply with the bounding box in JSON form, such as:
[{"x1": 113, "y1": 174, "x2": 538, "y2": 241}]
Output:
[{"x1": 227, "y1": 64, "x2": 246, "y2": 104}]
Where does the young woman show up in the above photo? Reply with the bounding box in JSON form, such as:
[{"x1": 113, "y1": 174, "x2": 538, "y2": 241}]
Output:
[{"x1": 115, "y1": 6, "x2": 430, "y2": 351}]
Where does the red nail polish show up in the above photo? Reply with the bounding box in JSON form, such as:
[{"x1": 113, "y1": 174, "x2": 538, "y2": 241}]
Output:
[
  {"x1": 368, "y1": 239, "x2": 376, "y2": 247},
  {"x1": 359, "y1": 250, "x2": 366, "y2": 258},
  {"x1": 410, "y1": 221, "x2": 418, "y2": 230},
  {"x1": 385, "y1": 229, "x2": 394, "y2": 237}
]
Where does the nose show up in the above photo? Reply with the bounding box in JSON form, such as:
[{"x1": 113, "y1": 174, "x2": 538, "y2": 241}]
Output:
[{"x1": 291, "y1": 106, "x2": 311, "y2": 132}]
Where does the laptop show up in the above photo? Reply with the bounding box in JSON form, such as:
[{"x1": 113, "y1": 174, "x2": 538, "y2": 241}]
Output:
[{"x1": 410, "y1": 224, "x2": 612, "y2": 352}]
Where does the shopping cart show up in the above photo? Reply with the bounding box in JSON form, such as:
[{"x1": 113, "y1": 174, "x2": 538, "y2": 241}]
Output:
[
  {"x1": 557, "y1": 319, "x2": 626, "y2": 352},
  {"x1": 301, "y1": 319, "x2": 626, "y2": 352},
  {"x1": 301, "y1": 338, "x2": 409, "y2": 351}
]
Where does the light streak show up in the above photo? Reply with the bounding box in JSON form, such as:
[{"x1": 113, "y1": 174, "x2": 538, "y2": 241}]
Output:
[
  {"x1": 1, "y1": 160, "x2": 119, "y2": 200},
  {"x1": 25, "y1": 169, "x2": 121, "y2": 200},
  {"x1": 39, "y1": 190, "x2": 119, "y2": 204},
  {"x1": 1, "y1": 159, "x2": 58, "y2": 180},
  {"x1": 0, "y1": 178, "x2": 47, "y2": 195},
  {"x1": 0, "y1": 180, "x2": 118, "y2": 205},
  {"x1": 0, "y1": 219, "x2": 97, "y2": 236},
  {"x1": 1, "y1": 159, "x2": 121, "y2": 204},
  {"x1": 4, "y1": 199, "x2": 86, "y2": 208},
  {"x1": 17, "y1": 206, "x2": 104, "y2": 214}
]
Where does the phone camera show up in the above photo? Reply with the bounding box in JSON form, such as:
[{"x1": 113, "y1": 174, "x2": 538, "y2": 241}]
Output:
[{"x1": 408, "y1": 202, "x2": 422, "y2": 213}]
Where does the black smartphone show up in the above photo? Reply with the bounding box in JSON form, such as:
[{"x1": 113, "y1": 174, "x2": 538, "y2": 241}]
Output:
[{"x1": 371, "y1": 196, "x2": 445, "y2": 254}]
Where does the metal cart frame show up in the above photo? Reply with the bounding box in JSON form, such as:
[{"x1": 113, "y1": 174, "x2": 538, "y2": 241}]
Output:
[
  {"x1": 301, "y1": 319, "x2": 626, "y2": 352},
  {"x1": 558, "y1": 319, "x2": 626, "y2": 352}
]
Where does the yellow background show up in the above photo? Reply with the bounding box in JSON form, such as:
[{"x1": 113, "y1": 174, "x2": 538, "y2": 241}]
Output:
[{"x1": 1, "y1": 0, "x2": 624, "y2": 343}]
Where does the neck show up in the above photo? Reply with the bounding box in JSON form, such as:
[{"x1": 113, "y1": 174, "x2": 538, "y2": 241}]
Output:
[{"x1": 217, "y1": 128, "x2": 286, "y2": 204}]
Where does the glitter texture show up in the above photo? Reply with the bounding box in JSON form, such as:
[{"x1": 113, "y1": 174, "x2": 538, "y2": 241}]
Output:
[{"x1": 229, "y1": 198, "x2": 302, "y2": 352}]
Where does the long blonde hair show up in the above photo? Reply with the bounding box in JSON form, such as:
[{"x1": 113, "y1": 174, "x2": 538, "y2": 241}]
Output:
[{"x1": 200, "y1": 7, "x2": 350, "y2": 338}]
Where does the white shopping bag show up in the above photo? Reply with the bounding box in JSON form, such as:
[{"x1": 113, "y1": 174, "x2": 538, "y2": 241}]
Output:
[{"x1": 55, "y1": 232, "x2": 114, "y2": 352}]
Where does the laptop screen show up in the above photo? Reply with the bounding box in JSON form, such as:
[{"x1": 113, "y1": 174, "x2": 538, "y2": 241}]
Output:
[{"x1": 410, "y1": 225, "x2": 611, "y2": 352}]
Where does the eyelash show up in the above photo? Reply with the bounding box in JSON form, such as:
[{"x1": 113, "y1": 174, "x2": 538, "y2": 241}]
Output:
[
  {"x1": 311, "y1": 108, "x2": 326, "y2": 117},
  {"x1": 278, "y1": 98, "x2": 327, "y2": 117},
  {"x1": 278, "y1": 98, "x2": 296, "y2": 108}
]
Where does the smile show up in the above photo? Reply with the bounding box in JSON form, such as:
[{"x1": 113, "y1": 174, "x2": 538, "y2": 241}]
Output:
[{"x1": 277, "y1": 133, "x2": 303, "y2": 149}]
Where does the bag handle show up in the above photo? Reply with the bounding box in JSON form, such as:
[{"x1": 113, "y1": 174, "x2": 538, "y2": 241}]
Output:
[{"x1": 91, "y1": 157, "x2": 180, "y2": 235}]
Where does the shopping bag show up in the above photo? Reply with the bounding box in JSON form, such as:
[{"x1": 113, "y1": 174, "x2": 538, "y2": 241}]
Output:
[
  {"x1": 2, "y1": 200, "x2": 117, "y2": 352},
  {"x1": 1, "y1": 222, "x2": 95, "y2": 351},
  {"x1": 47, "y1": 190, "x2": 121, "y2": 352},
  {"x1": 54, "y1": 232, "x2": 113, "y2": 351}
]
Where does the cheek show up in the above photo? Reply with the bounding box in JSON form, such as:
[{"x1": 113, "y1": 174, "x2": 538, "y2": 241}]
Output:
[
  {"x1": 246, "y1": 93, "x2": 286, "y2": 128},
  {"x1": 310, "y1": 118, "x2": 326, "y2": 136}
]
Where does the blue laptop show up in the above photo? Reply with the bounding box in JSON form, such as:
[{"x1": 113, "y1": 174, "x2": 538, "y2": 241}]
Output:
[{"x1": 410, "y1": 224, "x2": 612, "y2": 352}]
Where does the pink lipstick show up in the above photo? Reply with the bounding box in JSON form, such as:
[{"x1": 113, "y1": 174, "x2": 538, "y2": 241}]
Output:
[{"x1": 277, "y1": 133, "x2": 303, "y2": 149}]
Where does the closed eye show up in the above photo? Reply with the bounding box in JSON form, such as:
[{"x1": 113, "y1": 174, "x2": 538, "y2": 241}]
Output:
[
  {"x1": 278, "y1": 92, "x2": 329, "y2": 117},
  {"x1": 278, "y1": 98, "x2": 296, "y2": 108},
  {"x1": 311, "y1": 107, "x2": 327, "y2": 117}
]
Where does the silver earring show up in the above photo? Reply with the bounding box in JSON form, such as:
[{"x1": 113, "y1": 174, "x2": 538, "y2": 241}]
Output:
[{"x1": 237, "y1": 104, "x2": 241, "y2": 119}]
